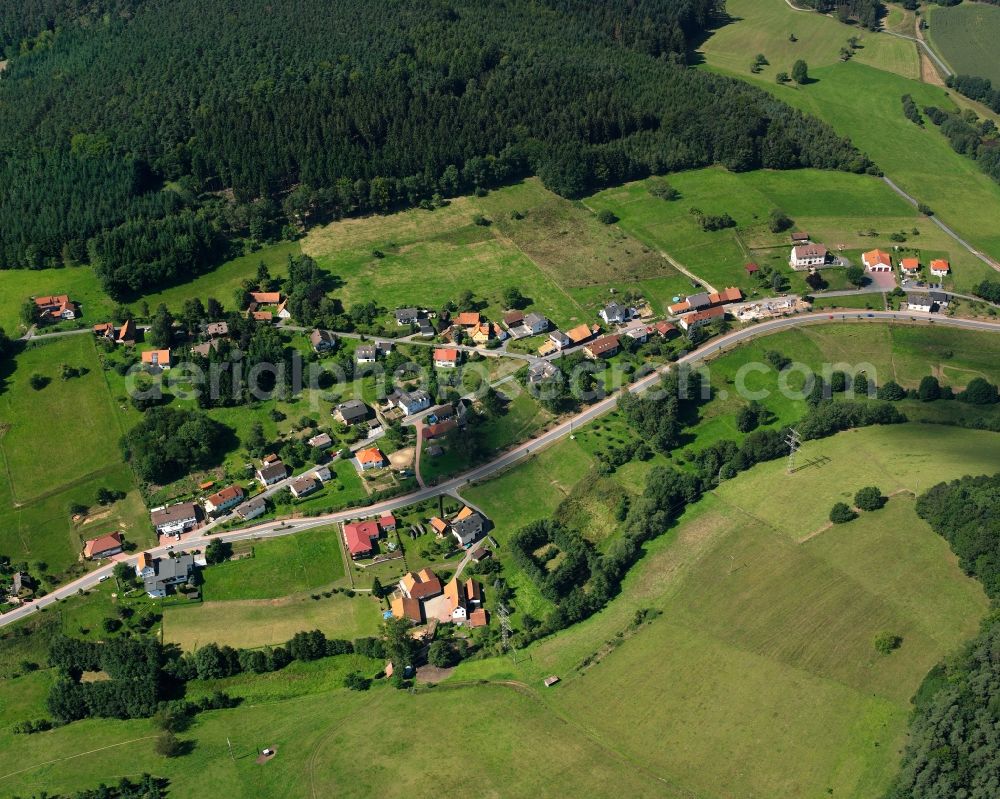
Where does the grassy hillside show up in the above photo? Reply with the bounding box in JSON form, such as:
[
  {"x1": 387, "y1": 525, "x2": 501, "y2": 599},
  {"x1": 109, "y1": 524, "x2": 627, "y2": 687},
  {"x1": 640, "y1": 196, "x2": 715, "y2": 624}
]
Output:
[{"x1": 927, "y1": 2, "x2": 1000, "y2": 84}]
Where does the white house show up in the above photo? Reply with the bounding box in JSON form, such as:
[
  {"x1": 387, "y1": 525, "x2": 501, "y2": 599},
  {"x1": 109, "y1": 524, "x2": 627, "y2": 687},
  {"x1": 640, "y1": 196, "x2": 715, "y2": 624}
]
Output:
[
  {"x1": 906, "y1": 293, "x2": 933, "y2": 312},
  {"x1": 599, "y1": 303, "x2": 632, "y2": 325},
  {"x1": 290, "y1": 475, "x2": 320, "y2": 498},
  {"x1": 149, "y1": 502, "x2": 199, "y2": 536},
  {"x1": 433, "y1": 348, "x2": 460, "y2": 368},
  {"x1": 862, "y1": 249, "x2": 893, "y2": 272},
  {"x1": 522, "y1": 312, "x2": 550, "y2": 335},
  {"x1": 930, "y1": 259, "x2": 951, "y2": 278},
  {"x1": 789, "y1": 244, "x2": 829, "y2": 269},
  {"x1": 256, "y1": 461, "x2": 288, "y2": 486},
  {"x1": 203, "y1": 485, "x2": 244, "y2": 516},
  {"x1": 355, "y1": 345, "x2": 377, "y2": 364},
  {"x1": 235, "y1": 497, "x2": 267, "y2": 521},
  {"x1": 313, "y1": 465, "x2": 333, "y2": 482},
  {"x1": 396, "y1": 390, "x2": 431, "y2": 416}
]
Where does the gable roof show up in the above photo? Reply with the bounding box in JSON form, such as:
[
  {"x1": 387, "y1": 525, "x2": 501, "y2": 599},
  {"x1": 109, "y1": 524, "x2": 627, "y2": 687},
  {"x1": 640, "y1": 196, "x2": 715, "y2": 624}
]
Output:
[
  {"x1": 863, "y1": 249, "x2": 892, "y2": 267},
  {"x1": 141, "y1": 349, "x2": 172, "y2": 366},
  {"x1": 900, "y1": 258, "x2": 920, "y2": 270},
  {"x1": 391, "y1": 595, "x2": 423, "y2": 623},
  {"x1": 708, "y1": 287, "x2": 743, "y2": 305},
  {"x1": 206, "y1": 486, "x2": 243, "y2": 507},
  {"x1": 456, "y1": 311, "x2": 481, "y2": 327},
  {"x1": 356, "y1": 446, "x2": 385, "y2": 465},
  {"x1": 429, "y1": 517, "x2": 449, "y2": 535},
  {"x1": 83, "y1": 531, "x2": 123, "y2": 558},
  {"x1": 745, "y1": 262, "x2": 760, "y2": 274},
  {"x1": 792, "y1": 244, "x2": 828, "y2": 260},
  {"x1": 249, "y1": 291, "x2": 282, "y2": 305},
  {"x1": 930, "y1": 259, "x2": 951, "y2": 273},
  {"x1": 503, "y1": 310, "x2": 525, "y2": 325},
  {"x1": 565, "y1": 324, "x2": 593, "y2": 344},
  {"x1": 434, "y1": 347, "x2": 460, "y2": 363},
  {"x1": 585, "y1": 335, "x2": 620, "y2": 356},
  {"x1": 150, "y1": 502, "x2": 199, "y2": 528},
  {"x1": 402, "y1": 568, "x2": 442, "y2": 599}
]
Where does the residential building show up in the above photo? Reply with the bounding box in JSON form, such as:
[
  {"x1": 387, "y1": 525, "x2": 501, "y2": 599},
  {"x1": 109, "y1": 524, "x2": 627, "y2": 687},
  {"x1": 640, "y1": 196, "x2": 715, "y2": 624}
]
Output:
[
  {"x1": 621, "y1": 322, "x2": 650, "y2": 342},
  {"x1": 686, "y1": 292, "x2": 711, "y2": 310},
  {"x1": 235, "y1": 497, "x2": 267, "y2": 521},
  {"x1": 900, "y1": 258, "x2": 920, "y2": 276},
  {"x1": 906, "y1": 293, "x2": 933, "y2": 312},
  {"x1": 565, "y1": 324, "x2": 594, "y2": 345},
  {"x1": 424, "y1": 418, "x2": 458, "y2": 439},
  {"x1": 310, "y1": 329, "x2": 337, "y2": 353},
  {"x1": 527, "y1": 361, "x2": 559, "y2": 385},
  {"x1": 190, "y1": 339, "x2": 220, "y2": 357},
  {"x1": 343, "y1": 520, "x2": 382, "y2": 558},
  {"x1": 790, "y1": 231, "x2": 810, "y2": 244},
  {"x1": 930, "y1": 259, "x2": 951, "y2": 277},
  {"x1": 599, "y1": 303, "x2": 631, "y2": 325},
  {"x1": 523, "y1": 312, "x2": 550, "y2": 334},
  {"x1": 443, "y1": 577, "x2": 469, "y2": 621},
  {"x1": 394, "y1": 308, "x2": 421, "y2": 325},
  {"x1": 790, "y1": 244, "x2": 829, "y2": 268},
  {"x1": 94, "y1": 318, "x2": 136, "y2": 345},
  {"x1": 83, "y1": 532, "x2": 123, "y2": 560},
  {"x1": 355, "y1": 345, "x2": 377, "y2": 363},
  {"x1": 290, "y1": 475, "x2": 320, "y2": 498},
  {"x1": 668, "y1": 299, "x2": 690, "y2": 315},
  {"x1": 430, "y1": 517, "x2": 449, "y2": 537},
  {"x1": 141, "y1": 349, "x2": 172, "y2": 370},
  {"x1": 143, "y1": 554, "x2": 195, "y2": 598},
  {"x1": 379, "y1": 513, "x2": 397, "y2": 531},
  {"x1": 335, "y1": 400, "x2": 370, "y2": 426},
  {"x1": 150, "y1": 502, "x2": 199, "y2": 535},
  {"x1": 549, "y1": 330, "x2": 571, "y2": 350},
  {"x1": 308, "y1": 432, "x2": 333, "y2": 450},
  {"x1": 313, "y1": 465, "x2": 333, "y2": 482},
  {"x1": 391, "y1": 595, "x2": 424, "y2": 623},
  {"x1": 469, "y1": 607, "x2": 489, "y2": 627},
  {"x1": 456, "y1": 311, "x2": 481, "y2": 328},
  {"x1": 251, "y1": 311, "x2": 274, "y2": 323},
  {"x1": 204, "y1": 486, "x2": 244, "y2": 516},
  {"x1": 503, "y1": 310, "x2": 525, "y2": 328},
  {"x1": 451, "y1": 506, "x2": 484, "y2": 546},
  {"x1": 135, "y1": 552, "x2": 156, "y2": 580},
  {"x1": 417, "y1": 320, "x2": 435, "y2": 337},
  {"x1": 583, "y1": 335, "x2": 620, "y2": 360},
  {"x1": 653, "y1": 321, "x2": 677, "y2": 338},
  {"x1": 10, "y1": 572, "x2": 33, "y2": 596},
  {"x1": 862, "y1": 249, "x2": 893, "y2": 272},
  {"x1": 34, "y1": 294, "x2": 76, "y2": 321},
  {"x1": 679, "y1": 305, "x2": 725, "y2": 331},
  {"x1": 250, "y1": 291, "x2": 282, "y2": 305},
  {"x1": 256, "y1": 461, "x2": 288, "y2": 486},
  {"x1": 396, "y1": 390, "x2": 431, "y2": 416},
  {"x1": 400, "y1": 568, "x2": 443, "y2": 600},
  {"x1": 356, "y1": 447, "x2": 386, "y2": 470},
  {"x1": 434, "y1": 347, "x2": 460, "y2": 368},
  {"x1": 206, "y1": 321, "x2": 229, "y2": 337}
]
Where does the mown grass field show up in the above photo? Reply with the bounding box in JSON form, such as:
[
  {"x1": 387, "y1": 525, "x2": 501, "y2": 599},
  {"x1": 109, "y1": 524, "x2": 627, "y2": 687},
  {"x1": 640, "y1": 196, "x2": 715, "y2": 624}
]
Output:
[
  {"x1": 162, "y1": 589, "x2": 381, "y2": 651},
  {"x1": 699, "y1": 0, "x2": 1000, "y2": 276},
  {"x1": 927, "y1": 2, "x2": 1000, "y2": 84},
  {"x1": 4, "y1": 425, "x2": 992, "y2": 798},
  {"x1": 0, "y1": 267, "x2": 116, "y2": 336},
  {"x1": 202, "y1": 528, "x2": 345, "y2": 601},
  {"x1": 0, "y1": 336, "x2": 151, "y2": 574},
  {"x1": 699, "y1": 0, "x2": 919, "y2": 79}
]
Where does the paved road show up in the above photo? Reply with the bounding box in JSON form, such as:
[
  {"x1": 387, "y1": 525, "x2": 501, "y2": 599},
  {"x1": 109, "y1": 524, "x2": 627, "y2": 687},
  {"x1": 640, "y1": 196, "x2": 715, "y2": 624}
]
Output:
[
  {"x1": 881, "y1": 29, "x2": 952, "y2": 78},
  {"x1": 6, "y1": 311, "x2": 1000, "y2": 628}
]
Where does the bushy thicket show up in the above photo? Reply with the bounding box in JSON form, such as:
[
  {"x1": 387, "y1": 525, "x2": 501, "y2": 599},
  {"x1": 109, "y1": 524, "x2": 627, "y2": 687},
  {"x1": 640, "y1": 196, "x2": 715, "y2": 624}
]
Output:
[
  {"x1": 121, "y1": 407, "x2": 231, "y2": 484},
  {"x1": 794, "y1": 0, "x2": 884, "y2": 29},
  {"x1": 923, "y1": 103, "x2": 1000, "y2": 186}
]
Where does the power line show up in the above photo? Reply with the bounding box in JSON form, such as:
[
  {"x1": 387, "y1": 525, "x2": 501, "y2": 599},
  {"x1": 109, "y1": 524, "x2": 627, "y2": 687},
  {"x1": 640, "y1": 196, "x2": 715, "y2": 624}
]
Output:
[{"x1": 785, "y1": 427, "x2": 801, "y2": 473}]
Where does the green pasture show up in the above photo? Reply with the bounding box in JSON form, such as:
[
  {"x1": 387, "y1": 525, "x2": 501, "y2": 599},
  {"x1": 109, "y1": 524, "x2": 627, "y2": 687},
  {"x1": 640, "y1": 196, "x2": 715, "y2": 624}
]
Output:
[{"x1": 927, "y1": 2, "x2": 1000, "y2": 84}]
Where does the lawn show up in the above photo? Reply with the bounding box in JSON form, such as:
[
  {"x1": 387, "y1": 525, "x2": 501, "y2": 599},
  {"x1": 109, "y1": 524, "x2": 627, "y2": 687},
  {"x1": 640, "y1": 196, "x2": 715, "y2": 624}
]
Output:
[
  {"x1": 202, "y1": 527, "x2": 346, "y2": 601},
  {"x1": 162, "y1": 589, "x2": 381, "y2": 651},
  {"x1": 697, "y1": 0, "x2": 919, "y2": 80},
  {"x1": 0, "y1": 266, "x2": 116, "y2": 336},
  {"x1": 0, "y1": 336, "x2": 151, "y2": 575},
  {"x1": 927, "y1": 2, "x2": 1000, "y2": 84}
]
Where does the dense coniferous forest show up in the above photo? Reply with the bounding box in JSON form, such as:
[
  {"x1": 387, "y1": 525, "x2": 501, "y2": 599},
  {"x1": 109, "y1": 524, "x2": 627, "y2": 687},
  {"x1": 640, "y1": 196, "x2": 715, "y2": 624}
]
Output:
[
  {"x1": 885, "y1": 474, "x2": 1000, "y2": 799},
  {"x1": 795, "y1": 0, "x2": 884, "y2": 29},
  {"x1": 0, "y1": 0, "x2": 873, "y2": 297}
]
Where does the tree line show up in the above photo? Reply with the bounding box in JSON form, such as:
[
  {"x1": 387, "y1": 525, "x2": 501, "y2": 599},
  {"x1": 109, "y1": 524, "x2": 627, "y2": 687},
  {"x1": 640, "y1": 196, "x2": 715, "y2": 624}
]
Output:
[
  {"x1": 0, "y1": 0, "x2": 872, "y2": 294},
  {"x1": 794, "y1": 0, "x2": 885, "y2": 29},
  {"x1": 884, "y1": 473, "x2": 1000, "y2": 798},
  {"x1": 922, "y1": 103, "x2": 1000, "y2": 187}
]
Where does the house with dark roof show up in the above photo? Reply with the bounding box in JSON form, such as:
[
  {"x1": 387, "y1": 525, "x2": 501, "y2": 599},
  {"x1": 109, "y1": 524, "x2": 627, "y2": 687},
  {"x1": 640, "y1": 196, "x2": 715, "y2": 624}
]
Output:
[
  {"x1": 290, "y1": 475, "x2": 320, "y2": 498},
  {"x1": 522, "y1": 312, "x2": 550, "y2": 334},
  {"x1": 583, "y1": 335, "x2": 620, "y2": 360},
  {"x1": 355, "y1": 345, "x2": 377, "y2": 363},
  {"x1": 599, "y1": 302, "x2": 632, "y2": 325},
  {"x1": 235, "y1": 496, "x2": 267, "y2": 521},
  {"x1": 143, "y1": 554, "x2": 195, "y2": 598},
  {"x1": 451, "y1": 507, "x2": 484, "y2": 546},
  {"x1": 395, "y1": 390, "x2": 431, "y2": 416},
  {"x1": 310, "y1": 329, "x2": 337, "y2": 353},
  {"x1": 335, "y1": 400, "x2": 371, "y2": 426},
  {"x1": 256, "y1": 461, "x2": 288, "y2": 486},
  {"x1": 150, "y1": 502, "x2": 200, "y2": 535},
  {"x1": 527, "y1": 361, "x2": 560, "y2": 385},
  {"x1": 394, "y1": 308, "x2": 422, "y2": 325}
]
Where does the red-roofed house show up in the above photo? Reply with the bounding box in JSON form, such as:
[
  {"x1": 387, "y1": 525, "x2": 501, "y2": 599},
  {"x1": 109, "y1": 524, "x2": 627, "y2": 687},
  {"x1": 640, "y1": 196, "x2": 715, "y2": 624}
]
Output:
[
  {"x1": 424, "y1": 418, "x2": 458, "y2": 439},
  {"x1": 343, "y1": 520, "x2": 382, "y2": 559},
  {"x1": 141, "y1": 349, "x2": 172, "y2": 369},
  {"x1": 379, "y1": 513, "x2": 397, "y2": 531},
  {"x1": 34, "y1": 295, "x2": 76, "y2": 321},
  {"x1": 391, "y1": 595, "x2": 423, "y2": 623},
  {"x1": 583, "y1": 335, "x2": 620, "y2": 360},
  {"x1": 653, "y1": 321, "x2": 677, "y2": 338},
  {"x1": 434, "y1": 348, "x2": 460, "y2": 368},
  {"x1": 400, "y1": 569, "x2": 443, "y2": 600},
  {"x1": 930, "y1": 259, "x2": 951, "y2": 277},
  {"x1": 204, "y1": 485, "x2": 245, "y2": 516},
  {"x1": 356, "y1": 447, "x2": 386, "y2": 470},
  {"x1": 456, "y1": 312, "x2": 481, "y2": 328},
  {"x1": 678, "y1": 305, "x2": 725, "y2": 331},
  {"x1": 708, "y1": 287, "x2": 743, "y2": 306},
  {"x1": 900, "y1": 258, "x2": 920, "y2": 276},
  {"x1": 863, "y1": 249, "x2": 893, "y2": 272},
  {"x1": 83, "y1": 531, "x2": 123, "y2": 560},
  {"x1": 469, "y1": 607, "x2": 489, "y2": 627}
]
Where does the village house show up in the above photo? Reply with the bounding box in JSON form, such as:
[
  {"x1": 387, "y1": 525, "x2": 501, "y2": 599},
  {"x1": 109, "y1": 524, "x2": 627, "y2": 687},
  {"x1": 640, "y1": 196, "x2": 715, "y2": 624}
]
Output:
[
  {"x1": 34, "y1": 294, "x2": 77, "y2": 321},
  {"x1": 204, "y1": 486, "x2": 244, "y2": 516},
  {"x1": 343, "y1": 519, "x2": 382, "y2": 559},
  {"x1": 434, "y1": 347, "x2": 460, "y2": 368},
  {"x1": 190, "y1": 339, "x2": 220, "y2": 357},
  {"x1": 206, "y1": 321, "x2": 229, "y2": 338},
  {"x1": 380, "y1": 513, "x2": 397, "y2": 531},
  {"x1": 150, "y1": 502, "x2": 200, "y2": 535},
  {"x1": 599, "y1": 302, "x2": 632, "y2": 325},
  {"x1": 906, "y1": 291, "x2": 950, "y2": 313},
  {"x1": 679, "y1": 305, "x2": 725, "y2": 331},
  {"x1": 399, "y1": 568, "x2": 443, "y2": 600},
  {"x1": 708, "y1": 287, "x2": 743, "y2": 306},
  {"x1": 417, "y1": 319, "x2": 435, "y2": 337},
  {"x1": 256, "y1": 461, "x2": 288, "y2": 486},
  {"x1": 355, "y1": 344, "x2": 377, "y2": 363},
  {"x1": 235, "y1": 496, "x2": 267, "y2": 521},
  {"x1": 135, "y1": 552, "x2": 156, "y2": 580},
  {"x1": 424, "y1": 418, "x2": 458, "y2": 439},
  {"x1": 356, "y1": 446, "x2": 387, "y2": 470},
  {"x1": 503, "y1": 310, "x2": 525, "y2": 328},
  {"x1": 290, "y1": 475, "x2": 320, "y2": 498},
  {"x1": 522, "y1": 312, "x2": 550, "y2": 335},
  {"x1": 621, "y1": 321, "x2": 650, "y2": 342},
  {"x1": 790, "y1": 244, "x2": 829, "y2": 269},
  {"x1": 548, "y1": 330, "x2": 571, "y2": 351},
  {"x1": 141, "y1": 349, "x2": 172, "y2": 370},
  {"x1": 862, "y1": 249, "x2": 893, "y2": 272},
  {"x1": 653, "y1": 321, "x2": 677, "y2": 338},
  {"x1": 395, "y1": 389, "x2": 431, "y2": 416},
  {"x1": 791, "y1": 231, "x2": 810, "y2": 244},
  {"x1": 94, "y1": 318, "x2": 137, "y2": 345},
  {"x1": 469, "y1": 607, "x2": 489, "y2": 627},
  {"x1": 83, "y1": 531, "x2": 124, "y2": 560},
  {"x1": 584, "y1": 335, "x2": 620, "y2": 360},
  {"x1": 451, "y1": 506, "x2": 484, "y2": 546},
  {"x1": 247, "y1": 291, "x2": 291, "y2": 319},
  {"x1": 310, "y1": 329, "x2": 337, "y2": 353},
  {"x1": 930, "y1": 259, "x2": 951, "y2": 278},
  {"x1": 142, "y1": 554, "x2": 195, "y2": 598},
  {"x1": 313, "y1": 465, "x2": 333, "y2": 482},
  {"x1": 443, "y1": 576, "x2": 484, "y2": 621},
  {"x1": 391, "y1": 595, "x2": 424, "y2": 623},
  {"x1": 456, "y1": 311, "x2": 481, "y2": 328},
  {"x1": 527, "y1": 360, "x2": 560, "y2": 385},
  {"x1": 335, "y1": 400, "x2": 371, "y2": 426},
  {"x1": 668, "y1": 299, "x2": 691, "y2": 315},
  {"x1": 394, "y1": 308, "x2": 422, "y2": 326},
  {"x1": 429, "y1": 516, "x2": 449, "y2": 537},
  {"x1": 470, "y1": 321, "x2": 506, "y2": 345},
  {"x1": 308, "y1": 431, "x2": 333, "y2": 450},
  {"x1": 10, "y1": 571, "x2": 34, "y2": 597},
  {"x1": 566, "y1": 323, "x2": 595, "y2": 346},
  {"x1": 900, "y1": 258, "x2": 920, "y2": 276}
]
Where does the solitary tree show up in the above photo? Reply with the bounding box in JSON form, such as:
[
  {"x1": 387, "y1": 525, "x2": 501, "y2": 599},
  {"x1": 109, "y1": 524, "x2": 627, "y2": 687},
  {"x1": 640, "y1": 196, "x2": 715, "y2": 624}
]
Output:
[
  {"x1": 20, "y1": 298, "x2": 37, "y2": 327},
  {"x1": 829, "y1": 502, "x2": 857, "y2": 524},
  {"x1": 917, "y1": 375, "x2": 941, "y2": 402},
  {"x1": 846, "y1": 265, "x2": 866, "y2": 287},
  {"x1": 792, "y1": 59, "x2": 809, "y2": 85},
  {"x1": 874, "y1": 632, "x2": 902, "y2": 655},
  {"x1": 854, "y1": 486, "x2": 885, "y2": 511}
]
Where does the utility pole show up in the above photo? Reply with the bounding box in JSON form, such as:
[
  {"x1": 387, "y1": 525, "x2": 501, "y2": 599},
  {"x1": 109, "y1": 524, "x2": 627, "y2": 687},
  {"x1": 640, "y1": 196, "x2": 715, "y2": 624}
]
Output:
[{"x1": 785, "y1": 427, "x2": 801, "y2": 473}]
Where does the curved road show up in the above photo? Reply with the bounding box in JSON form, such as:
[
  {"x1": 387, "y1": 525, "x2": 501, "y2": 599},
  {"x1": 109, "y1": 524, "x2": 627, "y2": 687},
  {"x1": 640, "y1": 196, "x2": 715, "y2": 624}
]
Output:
[{"x1": 6, "y1": 311, "x2": 1000, "y2": 628}]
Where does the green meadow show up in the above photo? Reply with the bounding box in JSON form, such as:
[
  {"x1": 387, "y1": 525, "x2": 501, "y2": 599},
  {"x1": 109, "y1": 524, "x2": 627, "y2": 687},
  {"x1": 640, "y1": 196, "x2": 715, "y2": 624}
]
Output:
[{"x1": 927, "y1": 2, "x2": 1000, "y2": 84}]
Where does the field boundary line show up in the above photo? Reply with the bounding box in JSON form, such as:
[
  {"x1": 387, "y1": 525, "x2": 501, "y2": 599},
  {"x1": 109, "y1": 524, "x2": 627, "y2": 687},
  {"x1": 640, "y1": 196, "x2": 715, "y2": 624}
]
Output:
[{"x1": 0, "y1": 735, "x2": 159, "y2": 782}]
